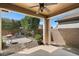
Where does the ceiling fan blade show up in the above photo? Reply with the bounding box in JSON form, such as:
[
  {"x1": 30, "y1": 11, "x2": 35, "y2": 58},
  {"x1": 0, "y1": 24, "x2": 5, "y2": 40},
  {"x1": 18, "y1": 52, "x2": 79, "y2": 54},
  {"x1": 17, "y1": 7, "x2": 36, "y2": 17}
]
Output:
[
  {"x1": 1, "y1": 10, "x2": 9, "y2": 12},
  {"x1": 44, "y1": 7, "x2": 51, "y2": 14},
  {"x1": 44, "y1": 3, "x2": 57, "y2": 6},
  {"x1": 44, "y1": 7, "x2": 50, "y2": 12},
  {"x1": 36, "y1": 8, "x2": 40, "y2": 14},
  {"x1": 29, "y1": 5, "x2": 39, "y2": 8}
]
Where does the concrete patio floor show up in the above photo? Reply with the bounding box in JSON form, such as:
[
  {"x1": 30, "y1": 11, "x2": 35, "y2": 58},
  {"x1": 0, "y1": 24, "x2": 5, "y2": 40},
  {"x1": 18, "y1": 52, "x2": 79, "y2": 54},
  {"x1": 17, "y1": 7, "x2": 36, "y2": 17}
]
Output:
[{"x1": 10, "y1": 45, "x2": 78, "y2": 56}]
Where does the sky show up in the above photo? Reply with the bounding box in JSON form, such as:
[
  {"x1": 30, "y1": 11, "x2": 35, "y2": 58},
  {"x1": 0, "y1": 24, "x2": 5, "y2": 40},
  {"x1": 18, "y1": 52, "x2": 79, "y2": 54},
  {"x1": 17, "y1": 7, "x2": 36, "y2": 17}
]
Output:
[
  {"x1": 1, "y1": 11, "x2": 25, "y2": 20},
  {"x1": 1, "y1": 8, "x2": 79, "y2": 28}
]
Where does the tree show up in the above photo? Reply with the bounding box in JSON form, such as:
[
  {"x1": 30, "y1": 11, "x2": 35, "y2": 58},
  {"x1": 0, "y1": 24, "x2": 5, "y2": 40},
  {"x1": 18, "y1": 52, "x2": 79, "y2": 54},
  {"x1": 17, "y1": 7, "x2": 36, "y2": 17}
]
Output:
[
  {"x1": 2, "y1": 18, "x2": 21, "y2": 35},
  {"x1": 2, "y1": 18, "x2": 14, "y2": 30},
  {"x1": 20, "y1": 16, "x2": 40, "y2": 36}
]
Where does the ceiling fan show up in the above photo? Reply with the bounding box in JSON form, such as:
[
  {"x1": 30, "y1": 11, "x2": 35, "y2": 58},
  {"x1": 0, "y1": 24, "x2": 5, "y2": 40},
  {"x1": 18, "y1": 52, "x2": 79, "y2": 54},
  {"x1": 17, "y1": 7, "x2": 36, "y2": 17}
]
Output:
[
  {"x1": 30, "y1": 3, "x2": 57, "y2": 14},
  {"x1": 1, "y1": 9, "x2": 9, "y2": 13}
]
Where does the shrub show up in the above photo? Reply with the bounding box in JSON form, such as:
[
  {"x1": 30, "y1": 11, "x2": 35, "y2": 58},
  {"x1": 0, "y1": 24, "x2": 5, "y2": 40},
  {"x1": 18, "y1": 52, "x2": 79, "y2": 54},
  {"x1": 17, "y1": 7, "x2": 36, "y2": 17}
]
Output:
[{"x1": 34, "y1": 34, "x2": 42, "y2": 41}]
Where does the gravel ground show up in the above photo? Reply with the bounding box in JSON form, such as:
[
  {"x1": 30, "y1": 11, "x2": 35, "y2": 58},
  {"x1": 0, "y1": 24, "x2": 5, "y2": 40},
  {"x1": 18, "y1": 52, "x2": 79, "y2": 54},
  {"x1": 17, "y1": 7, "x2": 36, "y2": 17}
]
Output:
[{"x1": 0, "y1": 37, "x2": 38, "y2": 56}]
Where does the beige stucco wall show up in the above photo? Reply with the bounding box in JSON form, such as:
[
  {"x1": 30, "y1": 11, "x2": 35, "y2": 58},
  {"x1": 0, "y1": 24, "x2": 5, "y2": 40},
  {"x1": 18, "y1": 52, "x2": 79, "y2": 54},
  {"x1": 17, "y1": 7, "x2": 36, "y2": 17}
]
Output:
[
  {"x1": 52, "y1": 28, "x2": 79, "y2": 49},
  {"x1": 58, "y1": 28, "x2": 79, "y2": 48},
  {"x1": 51, "y1": 29, "x2": 66, "y2": 45}
]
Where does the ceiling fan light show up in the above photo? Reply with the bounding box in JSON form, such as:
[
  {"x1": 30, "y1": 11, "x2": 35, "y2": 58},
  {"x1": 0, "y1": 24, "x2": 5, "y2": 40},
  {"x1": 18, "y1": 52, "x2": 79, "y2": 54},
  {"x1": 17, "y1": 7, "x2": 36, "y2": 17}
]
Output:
[{"x1": 36, "y1": 11, "x2": 39, "y2": 14}]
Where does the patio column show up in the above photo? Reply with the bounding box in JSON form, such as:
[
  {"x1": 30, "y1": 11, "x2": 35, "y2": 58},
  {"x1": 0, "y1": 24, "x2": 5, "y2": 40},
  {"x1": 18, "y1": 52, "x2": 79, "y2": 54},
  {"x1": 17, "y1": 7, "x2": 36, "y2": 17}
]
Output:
[
  {"x1": 43, "y1": 18, "x2": 51, "y2": 45},
  {"x1": 0, "y1": 10, "x2": 2, "y2": 50}
]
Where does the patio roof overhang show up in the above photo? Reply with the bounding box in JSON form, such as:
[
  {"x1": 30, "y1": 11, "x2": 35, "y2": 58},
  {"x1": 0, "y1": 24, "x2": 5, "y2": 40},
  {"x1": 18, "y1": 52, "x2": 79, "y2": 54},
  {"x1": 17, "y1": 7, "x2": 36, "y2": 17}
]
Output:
[{"x1": 0, "y1": 3, "x2": 79, "y2": 18}]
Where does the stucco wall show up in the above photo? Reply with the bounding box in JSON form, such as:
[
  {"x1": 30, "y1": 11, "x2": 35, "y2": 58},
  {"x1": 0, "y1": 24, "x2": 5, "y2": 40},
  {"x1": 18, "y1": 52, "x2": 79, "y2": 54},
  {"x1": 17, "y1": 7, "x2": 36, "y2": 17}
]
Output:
[
  {"x1": 58, "y1": 28, "x2": 79, "y2": 48},
  {"x1": 52, "y1": 28, "x2": 79, "y2": 48},
  {"x1": 55, "y1": 28, "x2": 79, "y2": 49},
  {"x1": 51, "y1": 29, "x2": 65, "y2": 45}
]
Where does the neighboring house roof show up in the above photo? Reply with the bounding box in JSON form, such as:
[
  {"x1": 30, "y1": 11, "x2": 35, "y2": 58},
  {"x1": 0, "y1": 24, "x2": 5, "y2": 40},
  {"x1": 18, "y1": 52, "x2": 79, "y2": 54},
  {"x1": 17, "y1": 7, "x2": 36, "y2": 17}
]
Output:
[
  {"x1": 50, "y1": 8, "x2": 79, "y2": 20},
  {"x1": 55, "y1": 16, "x2": 79, "y2": 23}
]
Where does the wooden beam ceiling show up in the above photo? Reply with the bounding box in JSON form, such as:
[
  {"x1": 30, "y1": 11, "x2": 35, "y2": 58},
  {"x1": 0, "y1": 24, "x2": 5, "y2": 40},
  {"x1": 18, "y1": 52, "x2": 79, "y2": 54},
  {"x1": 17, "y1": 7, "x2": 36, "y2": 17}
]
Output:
[
  {"x1": 0, "y1": 3, "x2": 47, "y2": 18},
  {"x1": 0, "y1": 3, "x2": 79, "y2": 19},
  {"x1": 47, "y1": 3, "x2": 79, "y2": 18}
]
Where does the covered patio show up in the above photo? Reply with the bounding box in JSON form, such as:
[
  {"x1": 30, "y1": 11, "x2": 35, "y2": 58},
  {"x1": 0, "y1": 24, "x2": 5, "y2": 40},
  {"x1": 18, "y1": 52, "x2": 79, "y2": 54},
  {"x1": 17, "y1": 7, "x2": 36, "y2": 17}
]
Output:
[{"x1": 0, "y1": 3, "x2": 79, "y2": 53}]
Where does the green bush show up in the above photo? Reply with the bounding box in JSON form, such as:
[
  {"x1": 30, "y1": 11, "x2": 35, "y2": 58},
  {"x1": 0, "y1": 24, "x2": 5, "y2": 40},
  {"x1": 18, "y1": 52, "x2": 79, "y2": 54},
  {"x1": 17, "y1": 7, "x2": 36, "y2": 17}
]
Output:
[{"x1": 34, "y1": 34, "x2": 42, "y2": 41}]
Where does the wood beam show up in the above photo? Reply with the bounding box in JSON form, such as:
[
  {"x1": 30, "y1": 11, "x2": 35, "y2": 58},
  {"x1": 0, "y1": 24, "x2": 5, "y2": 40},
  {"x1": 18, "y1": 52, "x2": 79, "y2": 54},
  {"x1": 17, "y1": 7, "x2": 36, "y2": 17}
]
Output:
[
  {"x1": 0, "y1": 3, "x2": 47, "y2": 18},
  {"x1": 47, "y1": 4, "x2": 79, "y2": 18},
  {"x1": 43, "y1": 18, "x2": 51, "y2": 44}
]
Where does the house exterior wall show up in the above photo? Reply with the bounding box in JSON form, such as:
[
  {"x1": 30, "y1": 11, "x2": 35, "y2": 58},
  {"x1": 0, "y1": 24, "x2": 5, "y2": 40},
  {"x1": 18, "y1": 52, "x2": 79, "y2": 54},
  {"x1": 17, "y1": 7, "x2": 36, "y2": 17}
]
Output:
[
  {"x1": 58, "y1": 28, "x2": 79, "y2": 48},
  {"x1": 51, "y1": 29, "x2": 66, "y2": 45},
  {"x1": 57, "y1": 23, "x2": 79, "y2": 28},
  {"x1": 55, "y1": 19, "x2": 79, "y2": 49},
  {"x1": 57, "y1": 18, "x2": 79, "y2": 28}
]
